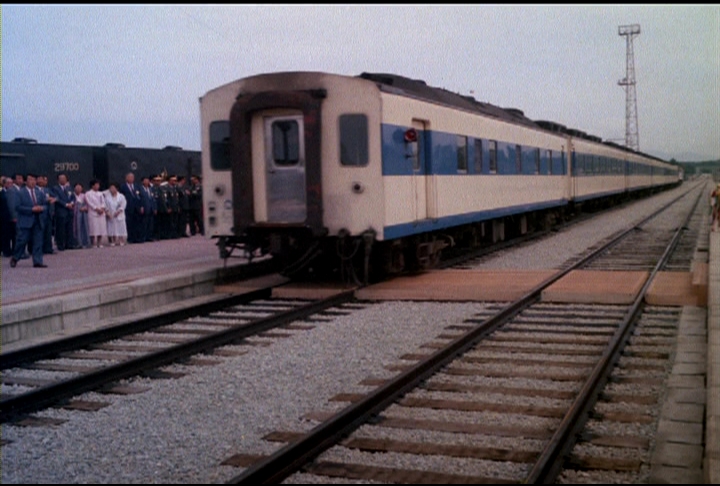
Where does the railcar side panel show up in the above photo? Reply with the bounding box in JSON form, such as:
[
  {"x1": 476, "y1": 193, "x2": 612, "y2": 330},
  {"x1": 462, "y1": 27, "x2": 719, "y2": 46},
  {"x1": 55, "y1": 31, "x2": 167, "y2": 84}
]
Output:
[
  {"x1": 200, "y1": 79, "x2": 244, "y2": 238},
  {"x1": 378, "y1": 92, "x2": 568, "y2": 239}
]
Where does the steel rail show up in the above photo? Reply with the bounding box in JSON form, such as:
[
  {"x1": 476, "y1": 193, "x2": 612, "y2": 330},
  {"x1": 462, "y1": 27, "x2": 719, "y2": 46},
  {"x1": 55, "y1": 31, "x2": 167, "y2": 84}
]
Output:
[
  {"x1": 0, "y1": 287, "x2": 274, "y2": 370},
  {"x1": 0, "y1": 290, "x2": 356, "y2": 424},
  {"x1": 526, "y1": 181, "x2": 706, "y2": 484},
  {"x1": 228, "y1": 182, "x2": 705, "y2": 484}
]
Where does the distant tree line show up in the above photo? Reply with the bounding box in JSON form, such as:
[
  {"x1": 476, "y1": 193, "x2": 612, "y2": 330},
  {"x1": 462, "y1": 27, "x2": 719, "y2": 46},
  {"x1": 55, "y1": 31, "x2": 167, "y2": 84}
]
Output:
[{"x1": 676, "y1": 159, "x2": 720, "y2": 176}]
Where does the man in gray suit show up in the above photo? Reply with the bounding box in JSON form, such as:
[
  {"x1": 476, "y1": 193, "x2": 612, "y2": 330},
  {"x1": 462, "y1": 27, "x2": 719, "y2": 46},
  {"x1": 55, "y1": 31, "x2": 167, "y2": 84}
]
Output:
[{"x1": 10, "y1": 174, "x2": 48, "y2": 268}]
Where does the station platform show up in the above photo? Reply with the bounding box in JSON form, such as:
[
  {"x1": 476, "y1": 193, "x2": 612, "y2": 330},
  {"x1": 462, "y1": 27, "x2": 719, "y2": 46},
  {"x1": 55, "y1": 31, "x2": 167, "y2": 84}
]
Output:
[
  {"x1": 0, "y1": 236, "x2": 258, "y2": 352},
  {"x1": 706, "y1": 229, "x2": 719, "y2": 483}
]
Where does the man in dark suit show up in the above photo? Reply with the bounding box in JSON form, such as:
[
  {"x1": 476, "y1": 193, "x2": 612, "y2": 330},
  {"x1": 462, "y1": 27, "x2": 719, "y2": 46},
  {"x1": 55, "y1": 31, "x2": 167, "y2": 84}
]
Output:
[
  {"x1": 37, "y1": 175, "x2": 57, "y2": 254},
  {"x1": 10, "y1": 174, "x2": 48, "y2": 268},
  {"x1": 51, "y1": 173, "x2": 76, "y2": 251},
  {"x1": 0, "y1": 177, "x2": 13, "y2": 257},
  {"x1": 7, "y1": 173, "x2": 24, "y2": 257},
  {"x1": 120, "y1": 172, "x2": 144, "y2": 243}
]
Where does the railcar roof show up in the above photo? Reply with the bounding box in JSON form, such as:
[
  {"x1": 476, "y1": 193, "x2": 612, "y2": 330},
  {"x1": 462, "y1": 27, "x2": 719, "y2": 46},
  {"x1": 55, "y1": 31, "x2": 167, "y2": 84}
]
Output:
[
  {"x1": 357, "y1": 72, "x2": 671, "y2": 166},
  {"x1": 358, "y1": 72, "x2": 541, "y2": 130}
]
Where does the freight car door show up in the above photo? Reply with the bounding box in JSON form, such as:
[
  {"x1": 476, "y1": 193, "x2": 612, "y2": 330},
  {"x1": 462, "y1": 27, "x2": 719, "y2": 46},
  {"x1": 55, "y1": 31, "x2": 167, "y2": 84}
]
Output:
[{"x1": 264, "y1": 116, "x2": 307, "y2": 223}]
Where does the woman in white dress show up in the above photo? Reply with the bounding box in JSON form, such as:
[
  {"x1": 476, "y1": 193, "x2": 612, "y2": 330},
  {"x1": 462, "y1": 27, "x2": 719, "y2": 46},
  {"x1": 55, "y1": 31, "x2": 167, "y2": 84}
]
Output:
[
  {"x1": 104, "y1": 183, "x2": 128, "y2": 246},
  {"x1": 85, "y1": 179, "x2": 108, "y2": 248}
]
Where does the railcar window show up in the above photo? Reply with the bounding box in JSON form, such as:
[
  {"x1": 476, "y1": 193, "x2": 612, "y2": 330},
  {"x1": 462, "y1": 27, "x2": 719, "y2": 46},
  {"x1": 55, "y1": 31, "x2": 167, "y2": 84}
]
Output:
[
  {"x1": 474, "y1": 139, "x2": 483, "y2": 173},
  {"x1": 457, "y1": 136, "x2": 468, "y2": 173},
  {"x1": 210, "y1": 121, "x2": 231, "y2": 171},
  {"x1": 489, "y1": 141, "x2": 498, "y2": 174},
  {"x1": 515, "y1": 145, "x2": 522, "y2": 174},
  {"x1": 548, "y1": 150, "x2": 553, "y2": 175},
  {"x1": 535, "y1": 148, "x2": 540, "y2": 175},
  {"x1": 272, "y1": 121, "x2": 300, "y2": 166},
  {"x1": 339, "y1": 114, "x2": 368, "y2": 167}
]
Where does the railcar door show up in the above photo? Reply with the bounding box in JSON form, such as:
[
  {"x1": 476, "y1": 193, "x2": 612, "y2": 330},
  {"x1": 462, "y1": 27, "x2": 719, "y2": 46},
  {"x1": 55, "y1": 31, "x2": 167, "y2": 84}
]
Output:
[
  {"x1": 412, "y1": 119, "x2": 426, "y2": 222},
  {"x1": 412, "y1": 119, "x2": 435, "y2": 222},
  {"x1": 264, "y1": 115, "x2": 307, "y2": 223}
]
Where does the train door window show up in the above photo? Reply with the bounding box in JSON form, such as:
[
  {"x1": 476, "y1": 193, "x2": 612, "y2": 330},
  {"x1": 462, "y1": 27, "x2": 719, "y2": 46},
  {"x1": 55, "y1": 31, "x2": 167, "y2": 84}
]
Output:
[
  {"x1": 560, "y1": 150, "x2": 565, "y2": 175},
  {"x1": 271, "y1": 120, "x2": 300, "y2": 166},
  {"x1": 339, "y1": 114, "x2": 368, "y2": 167},
  {"x1": 489, "y1": 140, "x2": 498, "y2": 174},
  {"x1": 535, "y1": 148, "x2": 541, "y2": 175},
  {"x1": 457, "y1": 135, "x2": 468, "y2": 173},
  {"x1": 515, "y1": 145, "x2": 522, "y2": 174},
  {"x1": 474, "y1": 139, "x2": 483, "y2": 173},
  {"x1": 210, "y1": 121, "x2": 231, "y2": 171}
]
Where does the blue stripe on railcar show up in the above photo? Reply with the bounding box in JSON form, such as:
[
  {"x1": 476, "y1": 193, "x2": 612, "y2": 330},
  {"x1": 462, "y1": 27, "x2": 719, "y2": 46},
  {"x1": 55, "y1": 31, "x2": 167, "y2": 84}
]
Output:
[
  {"x1": 384, "y1": 198, "x2": 568, "y2": 240},
  {"x1": 573, "y1": 187, "x2": 626, "y2": 202},
  {"x1": 382, "y1": 124, "x2": 422, "y2": 175},
  {"x1": 382, "y1": 123, "x2": 566, "y2": 177}
]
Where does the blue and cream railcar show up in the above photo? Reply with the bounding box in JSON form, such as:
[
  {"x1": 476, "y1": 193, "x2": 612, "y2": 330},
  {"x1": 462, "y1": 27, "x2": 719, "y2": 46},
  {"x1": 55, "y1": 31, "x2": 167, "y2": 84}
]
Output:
[
  {"x1": 200, "y1": 71, "x2": 678, "y2": 280},
  {"x1": 570, "y1": 136, "x2": 630, "y2": 203},
  {"x1": 200, "y1": 72, "x2": 572, "y2": 274}
]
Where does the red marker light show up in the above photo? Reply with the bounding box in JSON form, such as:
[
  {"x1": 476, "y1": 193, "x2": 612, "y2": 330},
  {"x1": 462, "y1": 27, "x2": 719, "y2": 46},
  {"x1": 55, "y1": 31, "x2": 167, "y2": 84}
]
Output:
[{"x1": 404, "y1": 128, "x2": 418, "y2": 143}]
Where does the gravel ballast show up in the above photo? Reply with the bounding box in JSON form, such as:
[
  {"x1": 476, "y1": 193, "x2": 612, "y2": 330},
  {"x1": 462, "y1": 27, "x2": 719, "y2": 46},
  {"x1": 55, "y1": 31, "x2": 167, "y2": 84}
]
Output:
[{"x1": 1, "y1": 301, "x2": 489, "y2": 483}]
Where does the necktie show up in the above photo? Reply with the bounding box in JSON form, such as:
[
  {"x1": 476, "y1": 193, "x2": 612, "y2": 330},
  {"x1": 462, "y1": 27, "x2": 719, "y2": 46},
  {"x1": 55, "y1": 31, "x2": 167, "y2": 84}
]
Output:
[{"x1": 30, "y1": 188, "x2": 37, "y2": 205}]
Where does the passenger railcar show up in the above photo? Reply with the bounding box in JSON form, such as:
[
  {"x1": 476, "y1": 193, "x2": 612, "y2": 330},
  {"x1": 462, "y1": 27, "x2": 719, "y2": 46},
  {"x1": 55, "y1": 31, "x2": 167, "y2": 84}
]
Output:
[
  {"x1": 0, "y1": 139, "x2": 201, "y2": 188},
  {"x1": 200, "y1": 71, "x2": 680, "y2": 282}
]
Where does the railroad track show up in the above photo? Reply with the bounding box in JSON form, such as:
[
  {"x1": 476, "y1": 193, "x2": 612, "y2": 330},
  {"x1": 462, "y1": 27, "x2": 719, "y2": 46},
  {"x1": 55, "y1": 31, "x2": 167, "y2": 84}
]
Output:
[
  {"x1": 0, "y1": 288, "x2": 359, "y2": 424},
  {"x1": 221, "y1": 181, "x2": 707, "y2": 484}
]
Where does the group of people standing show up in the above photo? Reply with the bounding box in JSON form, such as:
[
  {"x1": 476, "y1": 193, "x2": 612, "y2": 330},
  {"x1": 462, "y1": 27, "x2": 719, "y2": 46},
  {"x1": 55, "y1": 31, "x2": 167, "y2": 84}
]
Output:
[{"x1": 1, "y1": 171, "x2": 203, "y2": 268}]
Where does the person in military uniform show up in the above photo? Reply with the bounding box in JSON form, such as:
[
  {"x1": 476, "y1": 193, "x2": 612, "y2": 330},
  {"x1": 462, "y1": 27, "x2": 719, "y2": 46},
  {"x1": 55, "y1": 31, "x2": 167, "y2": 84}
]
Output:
[
  {"x1": 176, "y1": 176, "x2": 190, "y2": 238},
  {"x1": 189, "y1": 175, "x2": 203, "y2": 236},
  {"x1": 140, "y1": 176, "x2": 156, "y2": 242},
  {"x1": 152, "y1": 174, "x2": 171, "y2": 240},
  {"x1": 166, "y1": 175, "x2": 180, "y2": 239}
]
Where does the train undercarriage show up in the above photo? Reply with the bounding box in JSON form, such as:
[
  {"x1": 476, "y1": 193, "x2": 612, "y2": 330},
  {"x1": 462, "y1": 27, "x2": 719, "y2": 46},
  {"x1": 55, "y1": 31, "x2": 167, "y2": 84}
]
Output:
[
  {"x1": 217, "y1": 206, "x2": 571, "y2": 285},
  {"x1": 217, "y1": 182, "x2": 679, "y2": 286}
]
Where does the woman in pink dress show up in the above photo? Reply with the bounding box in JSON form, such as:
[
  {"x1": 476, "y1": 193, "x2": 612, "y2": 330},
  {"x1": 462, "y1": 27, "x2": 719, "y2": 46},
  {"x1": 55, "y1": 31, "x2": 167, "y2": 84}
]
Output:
[{"x1": 85, "y1": 179, "x2": 108, "y2": 248}]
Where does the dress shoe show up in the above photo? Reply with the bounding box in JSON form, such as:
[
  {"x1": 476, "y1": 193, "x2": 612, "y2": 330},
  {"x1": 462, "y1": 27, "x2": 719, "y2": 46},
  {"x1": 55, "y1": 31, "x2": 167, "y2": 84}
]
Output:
[
  {"x1": 10, "y1": 258, "x2": 17, "y2": 268},
  {"x1": 33, "y1": 263, "x2": 48, "y2": 268}
]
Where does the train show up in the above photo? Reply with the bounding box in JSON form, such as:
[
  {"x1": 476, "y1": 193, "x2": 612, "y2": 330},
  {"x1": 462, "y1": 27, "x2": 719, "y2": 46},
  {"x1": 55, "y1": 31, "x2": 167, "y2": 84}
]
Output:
[
  {"x1": 0, "y1": 139, "x2": 201, "y2": 188},
  {"x1": 200, "y1": 71, "x2": 682, "y2": 282}
]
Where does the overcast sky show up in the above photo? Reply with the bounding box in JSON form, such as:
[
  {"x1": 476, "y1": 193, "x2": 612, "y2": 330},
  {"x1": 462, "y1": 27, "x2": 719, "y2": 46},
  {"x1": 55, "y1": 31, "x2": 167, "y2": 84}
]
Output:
[{"x1": 2, "y1": 4, "x2": 719, "y2": 161}]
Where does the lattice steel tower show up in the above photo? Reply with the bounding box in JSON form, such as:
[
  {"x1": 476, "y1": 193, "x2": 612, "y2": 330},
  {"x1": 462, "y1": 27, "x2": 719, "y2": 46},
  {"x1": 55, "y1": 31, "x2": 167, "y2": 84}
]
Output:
[{"x1": 618, "y1": 24, "x2": 641, "y2": 152}]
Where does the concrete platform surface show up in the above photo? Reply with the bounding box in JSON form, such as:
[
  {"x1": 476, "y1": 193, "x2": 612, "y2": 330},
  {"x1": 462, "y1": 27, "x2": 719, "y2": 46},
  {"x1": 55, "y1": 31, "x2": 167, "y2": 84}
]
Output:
[
  {"x1": 1, "y1": 236, "x2": 228, "y2": 306},
  {"x1": 355, "y1": 269, "x2": 556, "y2": 302},
  {"x1": 1, "y1": 236, "x2": 258, "y2": 348}
]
